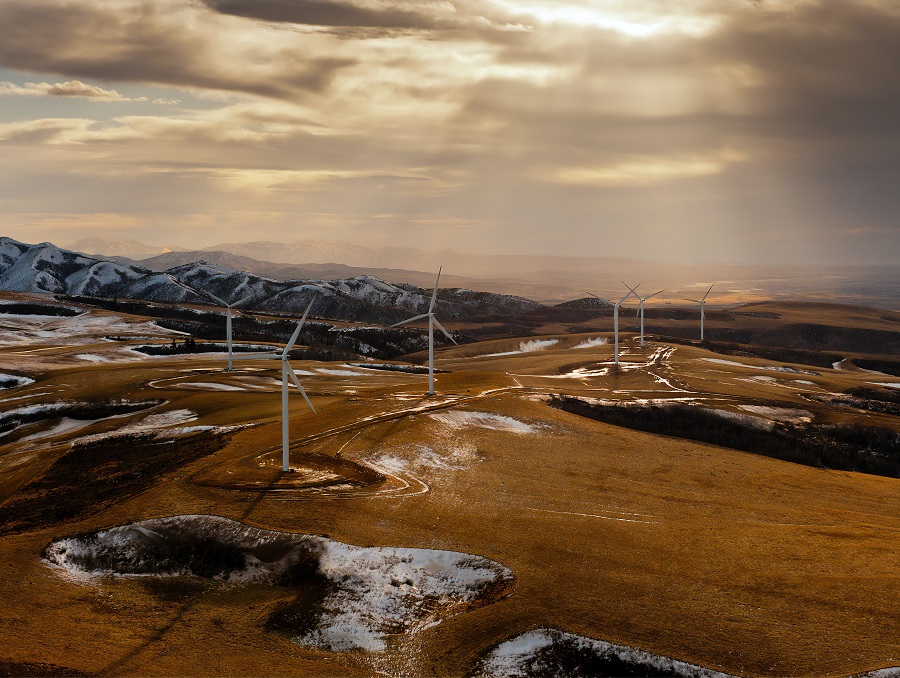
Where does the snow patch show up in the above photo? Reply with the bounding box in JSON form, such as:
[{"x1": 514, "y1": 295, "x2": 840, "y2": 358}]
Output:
[
  {"x1": 474, "y1": 628, "x2": 731, "y2": 678},
  {"x1": 124, "y1": 409, "x2": 198, "y2": 431},
  {"x1": 175, "y1": 382, "x2": 246, "y2": 392},
  {"x1": 870, "y1": 382, "x2": 900, "y2": 390},
  {"x1": 481, "y1": 339, "x2": 560, "y2": 357},
  {"x1": 698, "y1": 358, "x2": 817, "y2": 375},
  {"x1": 18, "y1": 417, "x2": 100, "y2": 442},
  {"x1": 429, "y1": 410, "x2": 538, "y2": 434},
  {"x1": 738, "y1": 405, "x2": 813, "y2": 423},
  {"x1": 315, "y1": 367, "x2": 368, "y2": 377},
  {"x1": 0, "y1": 373, "x2": 34, "y2": 389},
  {"x1": 573, "y1": 337, "x2": 608, "y2": 349},
  {"x1": 76, "y1": 354, "x2": 110, "y2": 363},
  {"x1": 43, "y1": 515, "x2": 514, "y2": 653}
]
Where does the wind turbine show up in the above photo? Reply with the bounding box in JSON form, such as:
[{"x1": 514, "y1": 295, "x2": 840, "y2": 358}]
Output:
[
  {"x1": 589, "y1": 288, "x2": 636, "y2": 366},
  {"x1": 233, "y1": 297, "x2": 317, "y2": 472},
  {"x1": 165, "y1": 274, "x2": 252, "y2": 371},
  {"x1": 391, "y1": 267, "x2": 457, "y2": 395},
  {"x1": 622, "y1": 283, "x2": 666, "y2": 348},
  {"x1": 684, "y1": 283, "x2": 715, "y2": 341}
]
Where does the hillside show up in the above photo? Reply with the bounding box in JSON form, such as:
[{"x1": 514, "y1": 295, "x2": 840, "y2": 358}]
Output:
[{"x1": 0, "y1": 237, "x2": 543, "y2": 325}]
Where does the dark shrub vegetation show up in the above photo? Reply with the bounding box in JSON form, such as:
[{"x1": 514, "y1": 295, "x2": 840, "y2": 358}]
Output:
[{"x1": 550, "y1": 396, "x2": 900, "y2": 478}]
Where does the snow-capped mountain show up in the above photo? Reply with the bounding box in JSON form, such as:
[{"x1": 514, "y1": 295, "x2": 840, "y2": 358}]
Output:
[{"x1": 0, "y1": 237, "x2": 543, "y2": 323}]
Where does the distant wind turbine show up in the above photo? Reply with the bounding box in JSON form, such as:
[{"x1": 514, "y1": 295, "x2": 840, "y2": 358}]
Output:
[
  {"x1": 165, "y1": 274, "x2": 251, "y2": 371},
  {"x1": 589, "y1": 288, "x2": 636, "y2": 365},
  {"x1": 684, "y1": 283, "x2": 715, "y2": 341},
  {"x1": 622, "y1": 282, "x2": 666, "y2": 348},
  {"x1": 391, "y1": 267, "x2": 457, "y2": 395},
  {"x1": 233, "y1": 297, "x2": 317, "y2": 472}
]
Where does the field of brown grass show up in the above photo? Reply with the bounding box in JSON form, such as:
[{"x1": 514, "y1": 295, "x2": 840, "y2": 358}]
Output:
[{"x1": 1, "y1": 295, "x2": 899, "y2": 676}]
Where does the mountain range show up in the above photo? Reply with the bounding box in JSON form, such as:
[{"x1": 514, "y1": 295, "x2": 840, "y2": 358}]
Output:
[
  {"x1": 0, "y1": 237, "x2": 546, "y2": 325},
  {"x1": 67, "y1": 237, "x2": 900, "y2": 309}
]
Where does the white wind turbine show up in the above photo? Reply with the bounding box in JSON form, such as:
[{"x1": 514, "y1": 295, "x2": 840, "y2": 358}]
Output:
[
  {"x1": 165, "y1": 274, "x2": 252, "y2": 371},
  {"x1": 684, "y1": 283, "x2": 715, "y2": 341},
  {"x1": 233, "y1": 297, "x2": 318, "y2": 472},
  {"x1": 391, "y1": 267, "x2": 457, "y2": 395},
  {"x1": 589, "y1": 288, "x2": 636, "y2": 366},
  {"x1": 622, "y1": 282, "x2": 666, "y2": 348}
]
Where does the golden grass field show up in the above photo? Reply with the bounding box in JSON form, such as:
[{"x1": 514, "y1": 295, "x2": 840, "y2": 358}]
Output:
[{"x1": 1, "y1": 294, "x2": 899, "y2": 677}]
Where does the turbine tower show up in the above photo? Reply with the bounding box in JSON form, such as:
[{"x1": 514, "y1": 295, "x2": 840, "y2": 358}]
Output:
[
  {"x1": 165, "y1": 274, "x2": 251, "y2": 371},
  {"x1": 199, "y1": 289, "x2": 253, "y2": 371},
  {"x1": 233, "y1": 297, "x2": 318, "y2": 472},
  {"x1": 589, "y1": 288, "x2": 636, "y2": 366},
  {"x1": 622, "y1": 282, "x2": 666, "y2": 348},
  {"x1": 684, "y1": 283, "x2": 715, "y2": 341},
  {"x1": 392, "y1": 267, "x2": 457, "y2": 395}
]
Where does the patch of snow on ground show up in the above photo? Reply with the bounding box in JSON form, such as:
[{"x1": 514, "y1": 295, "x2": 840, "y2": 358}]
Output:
[
  {"x1": 474, "y1": 628, "x2": 731, "y2": 678},
  {"x1": 482, "y1": 338, "x2": 560, "y2": 357},
  {"x1": 43, "y1": 515, "x2": 513, "y2": 652},
  {"x1": 313, "y1": 541, "x2": 511, "y2": 651},
  {"x1": 573, "y1": 337, "x2": 608, "y2": 349},
  {"x1": 0, "y1": 311, "x2": 186, "y2": 347},
  {"x1": 0, "y1": 373, "x2": 34, "y2": 388},
  {"x1": 870, "y1": 382, "x2": 900, "y2": 390},
  {"x1": 429, "y1": 410, "x2": 538, "y2": 433},
  {"x1": 369, "y1": 443, "x2": 481, "y2": 474},
  {"x1": 315, "y1": 368, "x2": 368, "y2": 377},
  {"x1": 18, "y1": 417, "x2": 100, "y2": 442},
  {"x1": 699, "y1": 358, "x2": 816, "y2": 375},
  {"x1": 704, "y1": 409, "x2": 774, "y2": 431},
  {"x1": 76, "y1": 354, "x2": 109, "y2": 363},
  {"x1": 125, "y1": 409, "x2": 198, "y2": 430},
  {"x1": 176, "y1": 382, "x2": 245, "y2": 391},
  {"x1": 738, "y1": 405, "x2": 813, "y2": 424}
]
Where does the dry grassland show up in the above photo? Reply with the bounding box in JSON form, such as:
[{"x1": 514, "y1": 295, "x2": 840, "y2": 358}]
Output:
[{"x1": 1, "y1": 303, "x2": 899, "y2": 677}]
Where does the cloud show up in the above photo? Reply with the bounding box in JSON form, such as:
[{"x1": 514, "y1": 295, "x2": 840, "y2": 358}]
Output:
[
  {"x1": 0, "y1": 79, "x2": 180, "y2": 103},
  {"x1": 202, "y1": 0, "x2": 459, "y2": 29},
  {"x1": 0, "y1": 0, "x2": 898, "y2": 264},
  {"x1": 0, "y1": 0, "x2": 355, "y2": 101},
  {"x1": 0, "y1": 118, "x2": 94, "y2": 144},
  {"x1": 552, "y1": 149, "x2": 745, "y2": 186}
]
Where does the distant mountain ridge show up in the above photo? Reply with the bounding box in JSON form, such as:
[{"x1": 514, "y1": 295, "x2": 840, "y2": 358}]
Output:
[
  {"x1": 70, "y1": 237, "x2": 186, "y2": 260},
  {"x1": 0, "y1": 237, "x2": 543, "y2": 324}
]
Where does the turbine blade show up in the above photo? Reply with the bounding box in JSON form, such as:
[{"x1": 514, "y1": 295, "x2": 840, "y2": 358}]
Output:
[
  {"x1": 284, "y1": 297, "x2": 316, "y2": 353},
  {"x1": 636, "y1": 307, "x2": 641, "y2": 318},
  {"x1": 646, "y1": 289, "x2": 666, "y2": 300},
  {"x1": 232, "y1": 352, "x2": 280, "y2": 359},
  {"x1": 288, "y1": 370, "x2": 317, "y2": 414},
  {"x1": 684, "y1": 298, "x2": 702, "y2": 304},
  {"x1": 702, "y1": 283, "x2": 715, "y2": 301},
  {"x1": 203, "y1": 290, "x2": 230, "y2": 307},
  {"x1": 432, "y1": 317, "x2": 458, "y2": 345},
  {"x1": 391, "y1": 313, "x2": 430, "y2": 328},
  {"x1": 165, "y1": 274, "x2": 209, "y2": 304},
  {"x1": 429, "y1": 267, "x2": 442, "y2": 312},
  {"x1": 618, "y1": 289, "x2": 634, "y2": 305},
  {"x1": 233, "y1": 294, "x2": 254, "y2": 308},
  {"x1": 622, "y1": 281, "x2": 640, "y2": 294},
  {"x1": 587, "y1": 292, "x2": 600, "y2": 298}
]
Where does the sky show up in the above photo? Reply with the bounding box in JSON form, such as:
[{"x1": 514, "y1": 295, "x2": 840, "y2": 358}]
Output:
[{"x1": 0, "y1": 0, "x2": 898, "y2": 265}]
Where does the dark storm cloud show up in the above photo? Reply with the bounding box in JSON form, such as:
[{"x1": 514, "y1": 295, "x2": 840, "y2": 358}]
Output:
[
  {"x1": 202, "y1": 0, "x2": 458, "y2": 29},
  {"x1": 710, "y1": 1, "x2": 900, "y2": 139},
  {"x1": 0, "y1": 1, "x2": 354, "y2": 100}
]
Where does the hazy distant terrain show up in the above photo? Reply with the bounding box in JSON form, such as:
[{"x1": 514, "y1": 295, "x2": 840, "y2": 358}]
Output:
[{"x1": 71, "y1": 237, "x2": 900, "y2": 309}]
